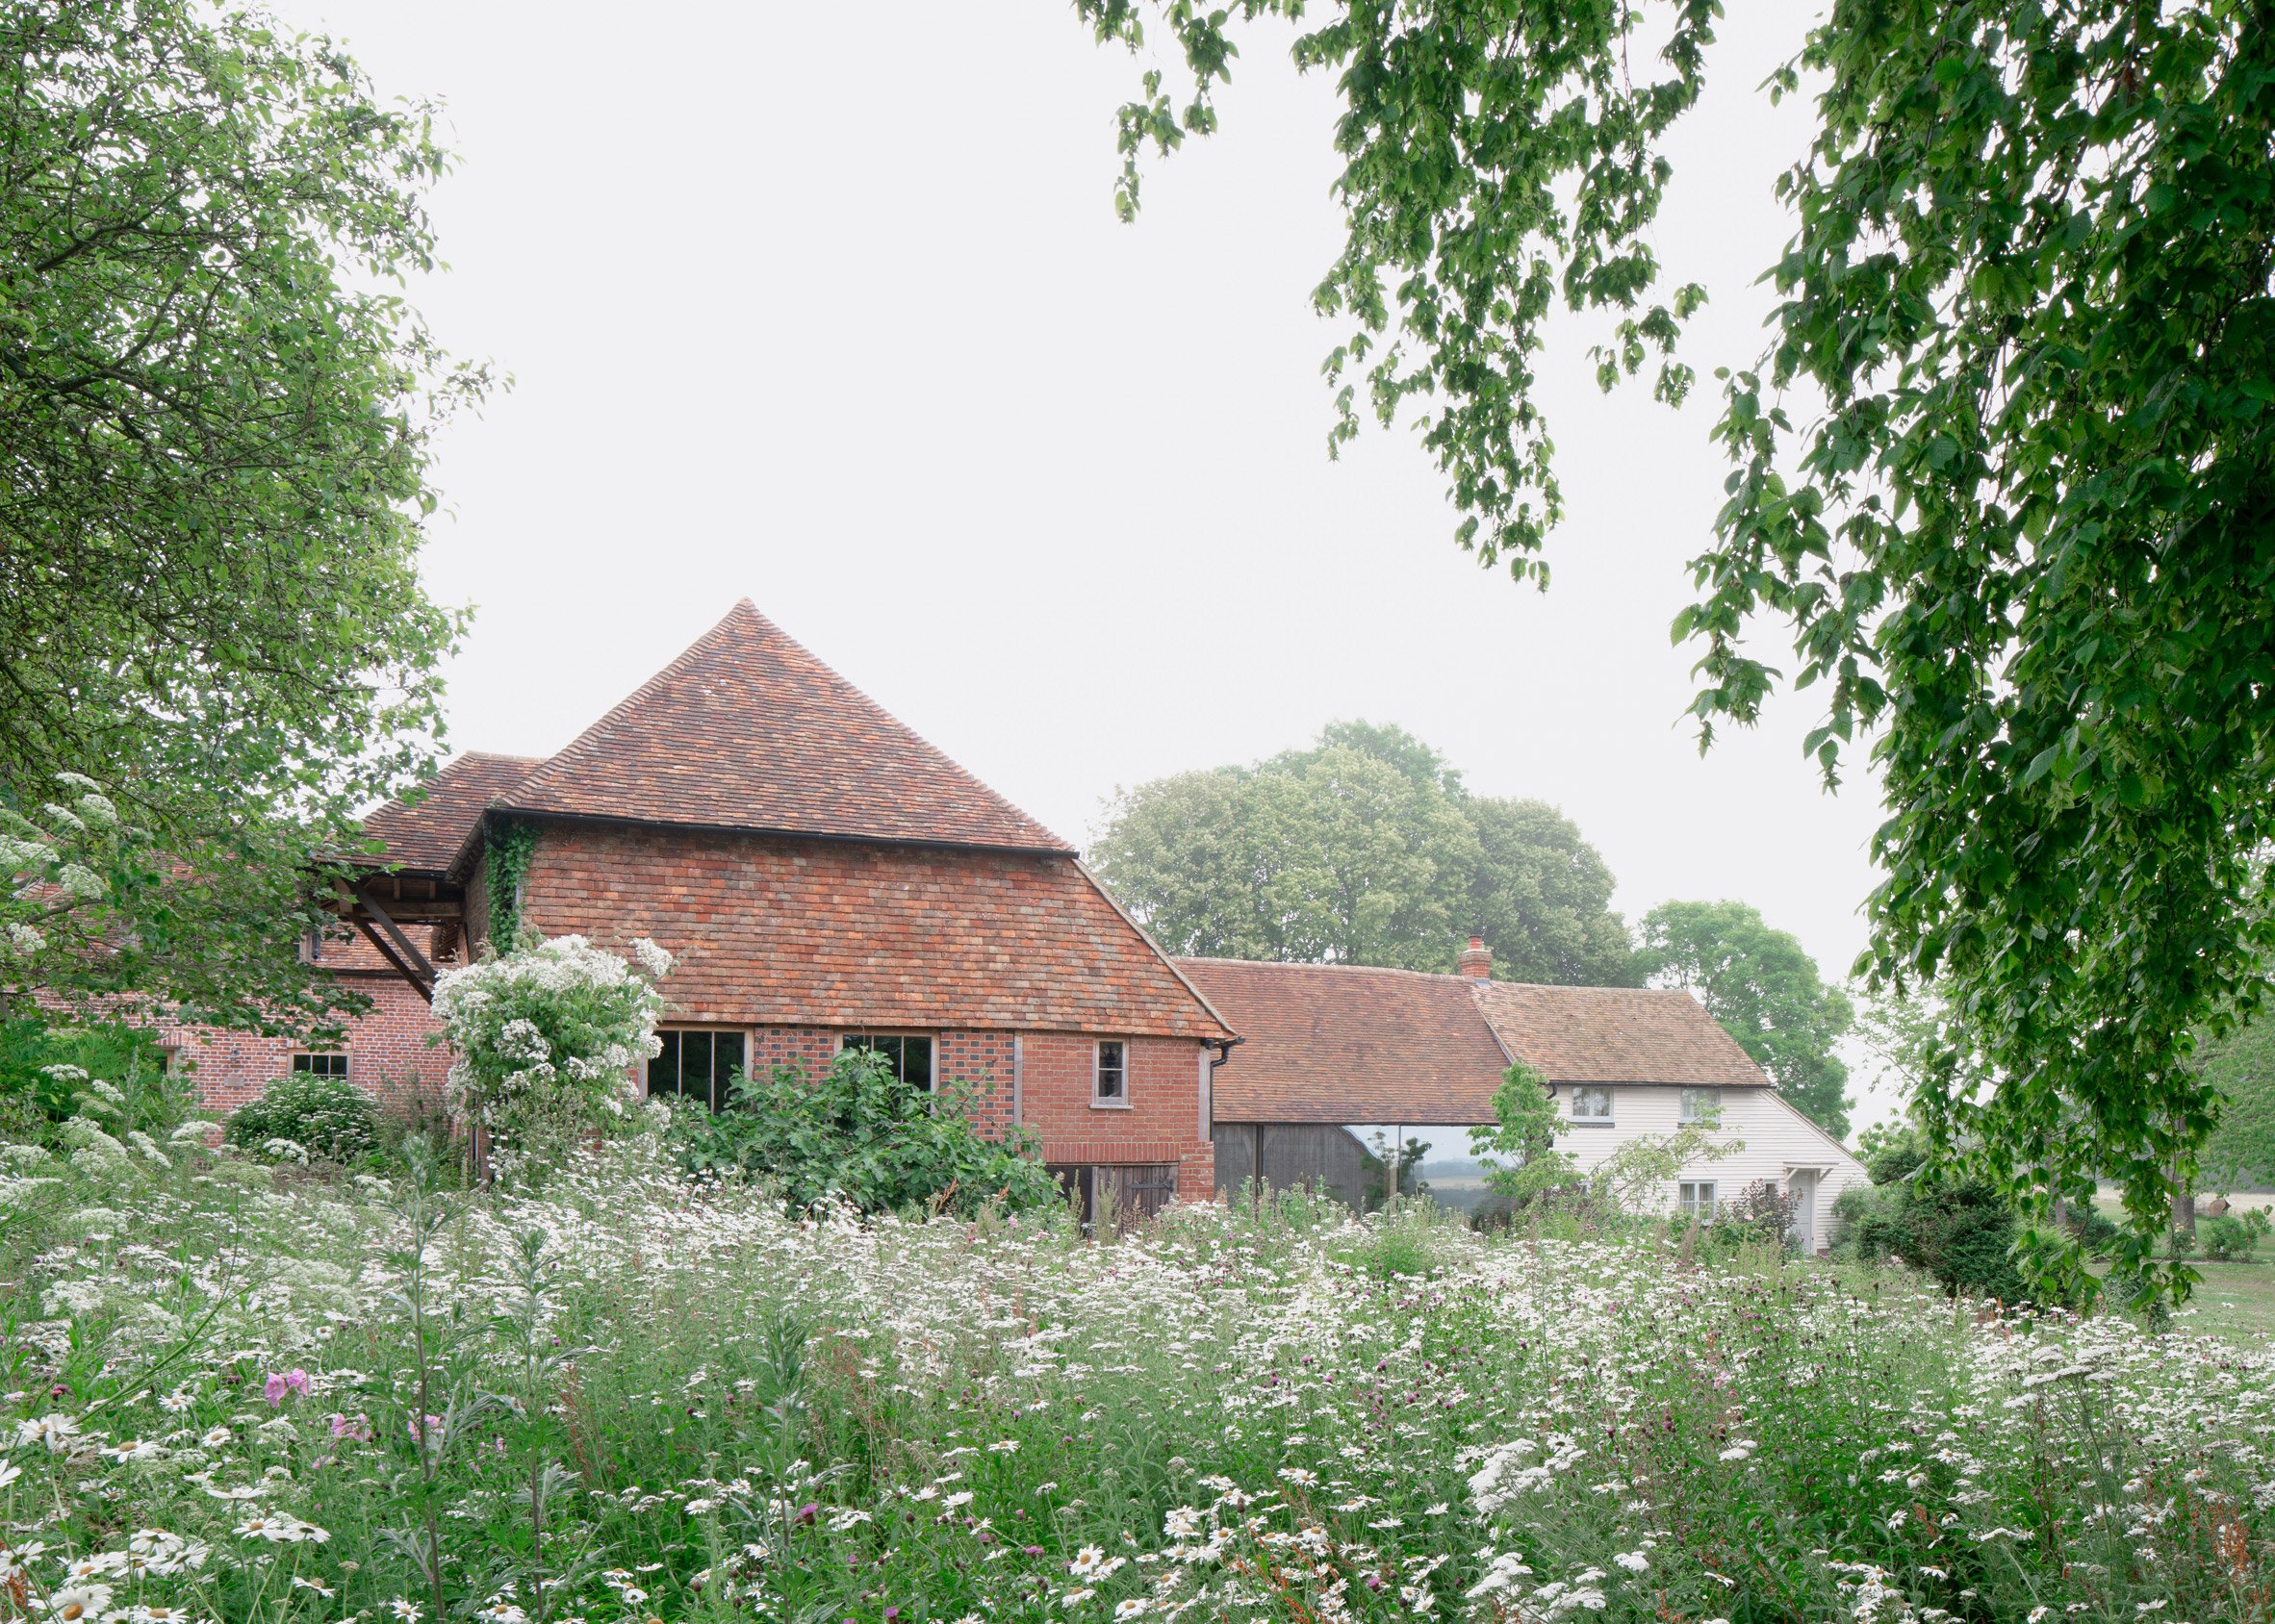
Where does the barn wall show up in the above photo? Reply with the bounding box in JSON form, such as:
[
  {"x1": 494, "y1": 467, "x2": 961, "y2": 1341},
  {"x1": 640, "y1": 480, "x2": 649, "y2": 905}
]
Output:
[{"x1": 1213, "y1": 1123, "x2": 1379, "y2": 1211}]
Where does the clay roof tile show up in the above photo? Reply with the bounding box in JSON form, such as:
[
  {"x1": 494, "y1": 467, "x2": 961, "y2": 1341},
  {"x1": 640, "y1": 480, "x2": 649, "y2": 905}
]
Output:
[{"x1": 499, "y1": 600, "x2": 1069, "y2": 851}]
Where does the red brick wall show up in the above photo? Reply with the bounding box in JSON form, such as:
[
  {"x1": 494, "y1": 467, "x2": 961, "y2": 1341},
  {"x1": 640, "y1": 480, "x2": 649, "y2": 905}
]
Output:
[
  {"x1": 507, "y1": 822, "x2": 1231, "y2": 1039},
  {"x1": 165, "y1": 976, "x2": 447, "y2": 1120},
  {"x1": 1016, "y1": 1032, "x2": 1214, "y2": 1194},
  {"x1": 668, "y1": 1025, "x2": 1211, "y2": 1195}
]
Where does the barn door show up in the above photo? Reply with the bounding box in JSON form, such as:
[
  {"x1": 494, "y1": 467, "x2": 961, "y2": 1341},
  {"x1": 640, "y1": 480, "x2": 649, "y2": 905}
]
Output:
[{"x1": 1047, "y1": 1162, "x2": 1179, "y2": 1234}]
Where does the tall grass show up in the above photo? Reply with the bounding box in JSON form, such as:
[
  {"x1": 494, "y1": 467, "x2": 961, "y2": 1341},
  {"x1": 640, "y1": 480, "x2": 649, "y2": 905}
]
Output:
[{"x1": 0, "y1": 1131, "x2": 2270, "y2": 1624}]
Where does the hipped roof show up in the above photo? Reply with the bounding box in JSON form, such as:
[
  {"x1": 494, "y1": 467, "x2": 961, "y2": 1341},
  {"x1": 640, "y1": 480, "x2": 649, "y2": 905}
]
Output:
[
  {"x1": 1182, "y1": 958, "x2": 1767, "y2": 1125},
  {"x1": 502, "y1": 600, "x2": 1071, "y2": 851},
  {"x1": 359, "y1": 601, "x2": 1072, "y2": 872}
]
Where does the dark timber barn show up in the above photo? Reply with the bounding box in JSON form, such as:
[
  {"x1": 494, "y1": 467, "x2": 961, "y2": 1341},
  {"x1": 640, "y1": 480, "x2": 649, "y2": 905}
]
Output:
[{"x1": 1178, "y1": 950, "x2": 1514, "y2": 1208}]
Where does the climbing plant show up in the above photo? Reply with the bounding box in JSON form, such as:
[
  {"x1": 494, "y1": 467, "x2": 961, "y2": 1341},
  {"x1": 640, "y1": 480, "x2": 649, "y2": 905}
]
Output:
[{"x1": 483, "y1": 823, "x2": 541, "y2": 952}]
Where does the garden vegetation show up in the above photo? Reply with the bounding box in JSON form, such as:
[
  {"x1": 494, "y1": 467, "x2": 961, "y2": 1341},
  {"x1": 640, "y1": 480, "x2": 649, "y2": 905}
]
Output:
[{"x1": 1, "y1": 1136, "x2": 2270, "y2": 1624}]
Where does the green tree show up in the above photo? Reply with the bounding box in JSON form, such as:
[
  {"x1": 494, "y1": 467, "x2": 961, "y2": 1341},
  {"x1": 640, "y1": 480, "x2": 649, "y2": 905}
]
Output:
[
  {"x1": 0, "y1": 1, "x2": 487, "y2": 1030},
  {"x1": 1075, "y1": 0, "x2": 2275, "y2": 1305},
  {"x1": 1640, "y1": 901, "x2": 1854, "y2": 1137},
  {"x1": 1466, "y1": 796, "x2": 1634, "y2": 985},
  {"x1": 1468, "y1": 1062, "x2": 1580, "y2": 1210},
  {"x1": 1093, "y1": 722, "x2": 1636, "y2": 979},
  {"x1": 2198, "y1": 1018, "x2": 2275, "y2": 1197}
]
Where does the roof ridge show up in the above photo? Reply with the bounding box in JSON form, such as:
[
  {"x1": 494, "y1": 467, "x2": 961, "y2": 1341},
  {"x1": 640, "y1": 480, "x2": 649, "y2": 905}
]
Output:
[
  {"x1": 496, "y1": 600, "x2": 1071, "y2": 852},
  {"x1": 502, "y1": 600, "x2": 766, "y2": 811},
  {"x1": 1171, "y1": 955, "x2": 1473, "y2": 984}
]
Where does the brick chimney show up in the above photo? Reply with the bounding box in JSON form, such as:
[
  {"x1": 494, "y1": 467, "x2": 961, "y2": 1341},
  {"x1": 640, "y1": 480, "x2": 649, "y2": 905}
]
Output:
[{"x1": 1457, "y1": 935, "x2": 1492, "y2": 979}]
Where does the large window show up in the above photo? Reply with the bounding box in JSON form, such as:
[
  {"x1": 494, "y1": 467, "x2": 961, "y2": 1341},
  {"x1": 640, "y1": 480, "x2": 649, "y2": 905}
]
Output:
[
  {"x1": 1679, "y1": 1180, "x2": 1717, "y2": 1222},
  {"x1": 841, "y1": 1033, "x2": 933, "y2": 1093},
  {"x1": 1569, "y1": 1085, "x2": 1614, "y2": 1125},
  {"x1": 1679, "y1": 1087, "x2": 1722, "y2": 1124},
  {"x1": 649, "y1": 1028, "x2": 748, "y2": 1113},
  {"x1": 1093, "y1": 1040, "x2": 1129, "y2": 1107},
  {"x1": 293, "y1": 1052, "x2": 348, "y2": 1079}
]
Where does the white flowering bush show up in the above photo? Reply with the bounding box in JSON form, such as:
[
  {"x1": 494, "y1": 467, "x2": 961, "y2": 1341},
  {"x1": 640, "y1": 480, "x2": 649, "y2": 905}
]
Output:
[
  {"x1": 223, "y1": 1072, "x2": 379, "y2": 1164},
  {"x1": 0, "y1": 773, "x2": 146, "y2": 1001},
  {"x1": 429, "y1": 933, "x2": 670, "y2": 1143}
]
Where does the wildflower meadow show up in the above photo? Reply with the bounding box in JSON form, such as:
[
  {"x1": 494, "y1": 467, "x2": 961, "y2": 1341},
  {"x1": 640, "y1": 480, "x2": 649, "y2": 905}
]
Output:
[{"x1": 2, "y1": 1132, "x2": 2272, "y2": 1624}]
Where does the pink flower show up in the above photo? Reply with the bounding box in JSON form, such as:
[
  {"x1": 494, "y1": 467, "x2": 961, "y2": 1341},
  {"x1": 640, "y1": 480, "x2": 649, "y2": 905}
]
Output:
[
  {"x1": 263, "y1": 1369, "x2": 312, "y2": 1408},
  {"x1": 408, "y1": 1413, "x2": 443, "y2": 1446},
  {"x1": 328, "y1": 1412, "x2": 372, "y2": 1442}
]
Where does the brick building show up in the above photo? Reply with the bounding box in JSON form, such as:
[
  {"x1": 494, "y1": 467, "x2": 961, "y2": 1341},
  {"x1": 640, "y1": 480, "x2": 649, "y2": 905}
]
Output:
[{"x1": 174, "y1": 600, "x2": 1235, "y2": 1213}]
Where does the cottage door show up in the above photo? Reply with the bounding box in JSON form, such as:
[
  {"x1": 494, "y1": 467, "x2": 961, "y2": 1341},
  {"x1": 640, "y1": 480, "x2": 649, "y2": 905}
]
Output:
[{"x1": 1788, "y1": 1170, "x2": 1819, "y2": 1253}]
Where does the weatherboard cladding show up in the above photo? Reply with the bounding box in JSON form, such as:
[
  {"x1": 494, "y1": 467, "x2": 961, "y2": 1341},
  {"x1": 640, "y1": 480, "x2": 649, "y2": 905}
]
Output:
[{"x1": 1183, "y1": 958, "x2": 1768, "y2": 1125}]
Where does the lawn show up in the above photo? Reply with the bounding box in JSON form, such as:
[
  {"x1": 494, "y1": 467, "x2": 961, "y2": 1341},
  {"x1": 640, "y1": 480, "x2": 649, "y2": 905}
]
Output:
[
  {"x1": 3, "y1": 1135, "x2": 2273, "y2": 1624},
  {"x1": 2175, "y1": 1259, "x2": 2275, "y2": 1341}
]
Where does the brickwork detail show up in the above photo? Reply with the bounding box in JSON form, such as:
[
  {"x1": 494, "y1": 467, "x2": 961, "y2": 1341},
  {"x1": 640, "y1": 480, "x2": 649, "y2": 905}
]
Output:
[
  {"x1": 1016, "y1": 1032, "x2": 1212, "y2": 1190},
  {"x1": 166, "y1": 977, "x2": 447, "y2": 1121}
]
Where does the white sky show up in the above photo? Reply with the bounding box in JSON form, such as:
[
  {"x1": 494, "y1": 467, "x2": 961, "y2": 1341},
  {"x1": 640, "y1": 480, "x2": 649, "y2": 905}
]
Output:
[{"x1": 275, "y1": 0, "x2": 1898, "y2": 1130}]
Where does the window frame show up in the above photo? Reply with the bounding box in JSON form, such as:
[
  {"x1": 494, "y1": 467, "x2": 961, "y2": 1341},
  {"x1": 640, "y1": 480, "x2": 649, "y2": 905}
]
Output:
[
  {"x1": 1091, "y1": 1039, "x2": 1131, "y2": 1109},
  {"x1": 291, "y1": 1051, "x2": 349, "y2": 1079},
  {"x1": 1567, "y1": 1084, "x2": 1615, "y2": 1126},
  {"x1": 1678, "y1": 1086, "x2": 1722, "y2": 1125},
  {"x1": 1678, "y1": 1180, "x2": 1717, "y2": 1222},
  {"x1": 647, "y1": 1026, "x2": 751, "y2": 1113},
  {"x1": 837, "y1": 1031, "x2": 937, "y2": 1095}
]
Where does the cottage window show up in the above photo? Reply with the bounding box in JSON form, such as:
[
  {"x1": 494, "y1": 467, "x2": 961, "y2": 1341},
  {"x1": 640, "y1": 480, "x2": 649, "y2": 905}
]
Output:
[
  {"x1": 1679, "y1": 1180, "x2": 1717, "y2": 1222},
  {"x1": 1679, "y1": 1087, "x2": 1722, "y2": 1124},
  {"x1": 1569, "y1": 1085, "x2": 1613, "y2": 1125},
  {"x1": 1093, "y1": 1040, "x2": 1129, "y2": 1107},
  {"x1": 292, "y1": 1052, "x2": 348, "y2": 1079},
  {"x1": 650, "y1": 1028, "x2": 748, "y2": 1113},
  {"x1": 841, "y1": 1033, "x2": 933, "y2": 1093}
]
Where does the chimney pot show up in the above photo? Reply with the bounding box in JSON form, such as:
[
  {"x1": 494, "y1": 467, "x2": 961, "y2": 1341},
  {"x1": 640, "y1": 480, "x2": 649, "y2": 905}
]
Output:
[{"x1": 1458, "y1": 935, "x2": 1492, "y2": 979}]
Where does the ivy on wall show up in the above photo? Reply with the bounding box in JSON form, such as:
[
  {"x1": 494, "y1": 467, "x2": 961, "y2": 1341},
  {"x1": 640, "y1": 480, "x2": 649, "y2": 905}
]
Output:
[{"x1": 483, "y1": 821, "x2": 540, "y2": 951}]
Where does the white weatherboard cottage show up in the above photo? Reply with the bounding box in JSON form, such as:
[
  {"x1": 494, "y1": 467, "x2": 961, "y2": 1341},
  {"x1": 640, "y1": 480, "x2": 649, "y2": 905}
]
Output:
[
  {"x1": 1549, "y1": 1078, "x2": 1871, "y2": 1252},
  {"x1": 1181, "y1": 941, "x2": 1871, "y2": 1248}
]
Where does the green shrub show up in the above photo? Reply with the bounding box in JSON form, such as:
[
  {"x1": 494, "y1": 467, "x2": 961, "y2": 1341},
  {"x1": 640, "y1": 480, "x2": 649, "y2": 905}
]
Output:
[
  {"x1": 668, "y1": 1046, "x2": 1061, "y2": 1217},
  {"x1": 2199, "y1": 1208, "x2": 2271, "y2": 1261},
  {"x1": 1839, "y1": 1172, "x2": 2042, "y2": 1305},
  {"x1": 0, "y1": 1018, "x2": 183, "y2": 1141},
  {"x1": 1696, "y1": 1178, "x2": 1797, "y2": 1256},
  {"x1": 225, "y1": 1072, "x2": 378, "y2": 1164}
]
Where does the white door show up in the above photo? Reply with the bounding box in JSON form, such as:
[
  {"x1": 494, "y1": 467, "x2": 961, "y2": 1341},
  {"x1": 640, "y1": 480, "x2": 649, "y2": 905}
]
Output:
[{"x1": 1788, "y1": 1170, "x2": 1818, "y2": 1253}]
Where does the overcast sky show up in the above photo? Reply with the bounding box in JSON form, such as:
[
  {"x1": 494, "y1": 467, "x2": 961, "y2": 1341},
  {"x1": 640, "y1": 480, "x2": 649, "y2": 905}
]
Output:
[{"x1": 275, "y1": 0, "x2": 1899, "y2": 1129}]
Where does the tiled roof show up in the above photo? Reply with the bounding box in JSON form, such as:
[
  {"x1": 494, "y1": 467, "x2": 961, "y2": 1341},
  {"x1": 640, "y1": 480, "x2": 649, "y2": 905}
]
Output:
[
  {"x1": 1177, "y1": 959, "x2": 1514, "y2": 1124},
  {"x1": 1470, "y1": 981, "x2": 1767, "y2": 1088},
  {"x1": 498, "y1": 600, "x2": 1070, "y2": 852},
  {"x1": 1181, "y1": 958, "x2": 1768, "y2": 1124},
  {"x1": 361, "y1": 752, "x2": 541, "y2": 874},
  {"x1": 524, "y1": 823, "x2": 1235, "y2": 1039}
]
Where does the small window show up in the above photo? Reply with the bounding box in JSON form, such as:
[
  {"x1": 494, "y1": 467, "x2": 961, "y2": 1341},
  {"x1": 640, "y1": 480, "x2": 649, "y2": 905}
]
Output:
[
  {"x1": 1569, "y1": 1085, "x2": 1613, "y2": 1125},
  {"x1": 292, "y1": 1052, "x2": 348, "y2": 1079},
  {"x1": 841, "y1": 1033, "x2": 933, "y2": 1093},
  {"x1": 1679, "y1": 1087, "x2": 1722, "y2": 1124},
  {"x1": 1093, "y1": 1040, "x2": 1129, "y2": 1107},
  {"x1": 649, "y1": 1028, "x2": 748, "y2": 1113},
  {"x1": 1679, "y1": 1180, "x2": 1717, "y2": 1221}
]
